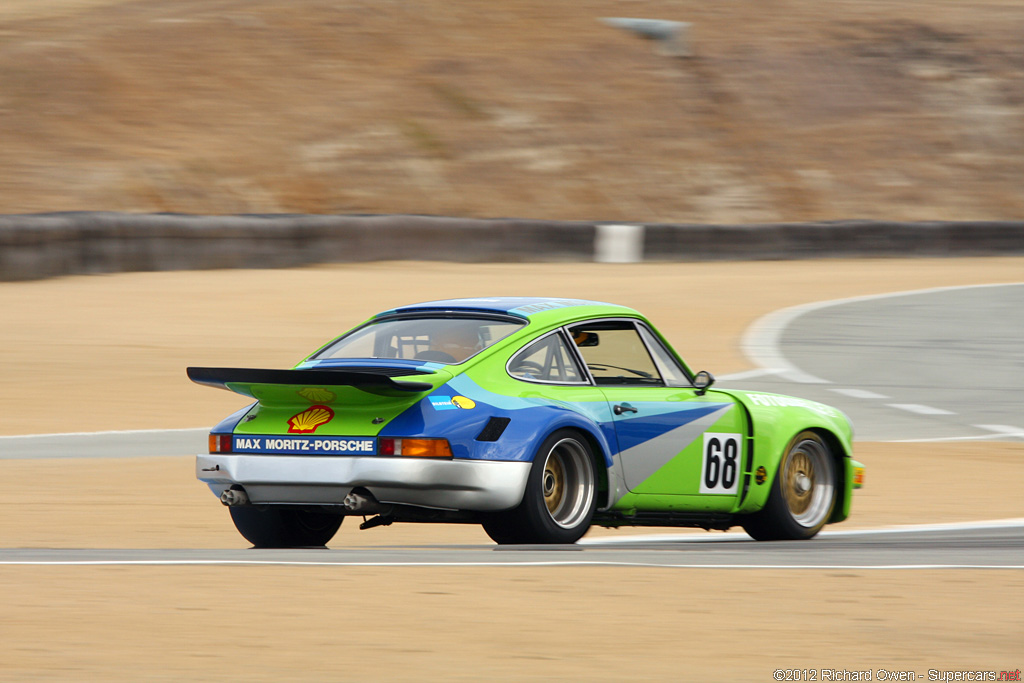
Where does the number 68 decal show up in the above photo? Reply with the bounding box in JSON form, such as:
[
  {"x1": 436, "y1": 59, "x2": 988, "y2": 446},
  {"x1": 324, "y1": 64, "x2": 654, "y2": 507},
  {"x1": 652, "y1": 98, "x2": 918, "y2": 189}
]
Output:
[{"x1": 700, "y1": 433, "x2": 742, "y2": 494}]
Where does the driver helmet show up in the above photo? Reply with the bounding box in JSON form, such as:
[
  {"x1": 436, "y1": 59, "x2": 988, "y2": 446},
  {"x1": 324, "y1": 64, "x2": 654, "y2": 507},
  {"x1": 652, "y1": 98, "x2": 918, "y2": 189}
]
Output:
[{"x1": 432, "y1": 322, "x2": 482, "y2": 362}]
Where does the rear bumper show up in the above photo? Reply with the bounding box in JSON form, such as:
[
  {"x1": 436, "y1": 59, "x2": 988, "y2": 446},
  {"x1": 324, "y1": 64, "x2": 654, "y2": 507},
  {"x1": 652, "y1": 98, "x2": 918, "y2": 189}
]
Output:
[{"x1": 196, "y1": 454, "x2": 531, "y2": 511}]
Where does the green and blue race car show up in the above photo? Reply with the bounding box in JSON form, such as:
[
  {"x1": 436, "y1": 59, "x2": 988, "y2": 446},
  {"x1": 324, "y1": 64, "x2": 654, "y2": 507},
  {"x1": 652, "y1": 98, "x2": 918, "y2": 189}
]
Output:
[{"x1": 189, "y1": 297, "x2": 864, "y2": 548}]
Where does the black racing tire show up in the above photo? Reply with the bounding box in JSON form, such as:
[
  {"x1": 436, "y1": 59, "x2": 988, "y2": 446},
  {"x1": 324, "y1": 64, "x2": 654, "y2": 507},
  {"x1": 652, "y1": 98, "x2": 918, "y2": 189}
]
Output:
[
  {"x1": 229, "y1": 506, "x2": 344, "y2": 548},
  {"x1": 741, "y1": 431, "x2": 837, "y2": 541},
  {"x1": 482, "y1": 429, "x2": 597, "y2": 545},
  {"x1": 480, "y1": 512, "x2": 528, "y2": 545}
]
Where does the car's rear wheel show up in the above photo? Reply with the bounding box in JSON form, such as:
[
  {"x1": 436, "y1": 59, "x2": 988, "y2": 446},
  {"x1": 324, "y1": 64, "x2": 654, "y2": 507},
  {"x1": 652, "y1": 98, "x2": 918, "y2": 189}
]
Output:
[
  {"x1": 229, "y1": 505, "x2": 344, "y2": 548},
  {"x1": 481, "y1": 429, "x2": 597, "y2": 544},
  {"x1": 479, "y1": 512, "x2": 528, "y2": 544},
  {"x1": 741, "y1": 431, "x2": 836, "y2": 541}
]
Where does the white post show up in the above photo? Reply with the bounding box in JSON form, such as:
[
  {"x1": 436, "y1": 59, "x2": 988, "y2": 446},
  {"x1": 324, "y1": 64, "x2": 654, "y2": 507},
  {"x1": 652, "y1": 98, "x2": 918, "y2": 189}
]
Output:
[{"x1": 595, "y1": 224, "x2": 645, "y2": 263}]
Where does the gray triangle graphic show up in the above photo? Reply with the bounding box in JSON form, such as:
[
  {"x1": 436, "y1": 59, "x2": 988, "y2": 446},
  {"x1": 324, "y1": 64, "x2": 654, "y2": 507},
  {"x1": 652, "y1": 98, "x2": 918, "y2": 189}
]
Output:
[{"x1": 619, "y1": 405, "x2": 733, "y2": 490}]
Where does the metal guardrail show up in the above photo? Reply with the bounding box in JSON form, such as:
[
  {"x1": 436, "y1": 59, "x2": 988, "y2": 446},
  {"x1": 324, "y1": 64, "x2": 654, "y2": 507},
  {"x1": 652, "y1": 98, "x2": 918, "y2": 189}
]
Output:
[{"x1": 1, "y1": 213, "x2": 1022, "y2": 281}]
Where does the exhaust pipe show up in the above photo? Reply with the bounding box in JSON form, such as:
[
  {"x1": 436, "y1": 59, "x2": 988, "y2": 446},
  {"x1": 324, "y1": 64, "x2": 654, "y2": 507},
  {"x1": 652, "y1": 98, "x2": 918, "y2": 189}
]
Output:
[
  {"x1": 342, "y1": 489, "x2": 392, "y2": 515},
  {"x1": 220, "y1": 487, "x2": 250, "y2": 507}
]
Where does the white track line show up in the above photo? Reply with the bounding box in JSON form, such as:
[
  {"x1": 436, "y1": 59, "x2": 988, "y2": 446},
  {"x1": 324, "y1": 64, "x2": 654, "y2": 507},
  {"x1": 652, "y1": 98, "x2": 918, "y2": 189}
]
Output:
[
  {"x1": 0, "y1": 427, "x2": 208, "y2": 440},
  {"x1": 716, "y1": 368, "x2": 784, "y2": 382},
  {"x1": 741, "y1": 305, "x2": 831, "y2": 384},
  {"x1": 830, "y1": 388, "x2": 890, "y2": 400},
  {"x1": 886, "y1": 403, "x2": 956, "y2": 416},
  {"x1": 0, "y1": 560, "x2": 1019, "y2": 569},
  {"x1": 580, "y1": 518, "x2": 1024, "y2": 545},
  {"x1": 885, "y1": 433, "x2": 1020, "y2": 443},
  {"x1": 976, "y1": 424, "x2": 1024, "y2": 438}
]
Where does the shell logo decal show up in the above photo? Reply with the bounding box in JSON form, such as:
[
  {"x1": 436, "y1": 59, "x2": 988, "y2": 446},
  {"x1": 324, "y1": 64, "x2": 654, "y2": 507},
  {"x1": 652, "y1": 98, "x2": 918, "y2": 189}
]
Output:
[
  {"x1": 288, "y1": 404, "x2": 335, "y2": 434},
  {"x1": 297, "y1": 387, "x2": 336, "y2": 404}
]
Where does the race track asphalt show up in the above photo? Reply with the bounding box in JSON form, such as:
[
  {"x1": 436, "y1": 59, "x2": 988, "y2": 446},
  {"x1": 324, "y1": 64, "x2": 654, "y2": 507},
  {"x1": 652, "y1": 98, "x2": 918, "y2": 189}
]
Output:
[
  {"x1": 1, "y1": 521, "x2": 1021, "y2": 568},
  {"x1": 722, "y1": 283, "x2": 1024, "y2": 442}
]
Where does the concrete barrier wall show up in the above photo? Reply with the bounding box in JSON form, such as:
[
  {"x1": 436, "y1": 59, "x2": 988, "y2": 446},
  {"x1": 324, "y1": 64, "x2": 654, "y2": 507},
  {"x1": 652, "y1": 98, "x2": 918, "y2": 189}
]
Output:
[
  {"x1": 1, "y1": 212, "x2": 1022, "y2": 281},
  {"x1": 644, "y1": 220, "x2": 1024, "y2": 260}
]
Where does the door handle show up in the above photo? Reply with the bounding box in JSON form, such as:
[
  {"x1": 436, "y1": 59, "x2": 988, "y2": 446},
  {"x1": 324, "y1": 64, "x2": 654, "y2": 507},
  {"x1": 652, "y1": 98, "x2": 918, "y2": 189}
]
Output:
[{"x1": 614, "y1": 403, "x2": 638, "y2": 415}]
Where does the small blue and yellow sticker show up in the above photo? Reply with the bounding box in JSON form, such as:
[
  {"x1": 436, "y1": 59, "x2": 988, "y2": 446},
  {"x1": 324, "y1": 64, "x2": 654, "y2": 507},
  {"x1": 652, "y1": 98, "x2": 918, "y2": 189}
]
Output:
[{"x1": 429, "y1": 395, "x2": 476, "y2": 410}]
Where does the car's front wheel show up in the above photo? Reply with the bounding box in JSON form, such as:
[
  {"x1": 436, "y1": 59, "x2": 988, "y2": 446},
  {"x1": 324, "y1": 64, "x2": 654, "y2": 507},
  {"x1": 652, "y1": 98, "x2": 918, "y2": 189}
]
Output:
[
  {"x1": 229, "y1": 506, "x2": 344, "y2": 548},
  {"x1": 741, "y1": 431, "x2": 837, "y2": 541},
  {"x1": 481, "y1": 429, "x2": 597, "y2": 544}
]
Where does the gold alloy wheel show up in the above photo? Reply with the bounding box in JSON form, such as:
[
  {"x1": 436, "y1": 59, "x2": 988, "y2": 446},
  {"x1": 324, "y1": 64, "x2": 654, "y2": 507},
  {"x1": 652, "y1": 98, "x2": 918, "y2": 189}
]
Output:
[
  {"x1": 781, "y1": 435, "x2": 835, "y2": 528},
  {"x1": 540, "y1": 437, "x2": 595, "y2": 529},
  {"x1": 784, "y1": 449, "x2": 815, "y2": 516},
  {"x1": 544, "y1": 453, "x2": 565, "y2": 514}
]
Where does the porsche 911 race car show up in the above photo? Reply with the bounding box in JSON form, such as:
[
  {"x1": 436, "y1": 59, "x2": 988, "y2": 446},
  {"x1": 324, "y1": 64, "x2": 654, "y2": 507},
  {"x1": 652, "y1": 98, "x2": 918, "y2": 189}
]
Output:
[{"x1": 189, "y1": 297, "x2": 864, "y2": 547}]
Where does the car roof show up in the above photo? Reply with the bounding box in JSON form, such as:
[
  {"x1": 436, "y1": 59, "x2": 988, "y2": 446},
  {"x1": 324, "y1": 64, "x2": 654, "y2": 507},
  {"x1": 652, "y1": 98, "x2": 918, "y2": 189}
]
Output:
[{"x1": 377, "y1": 297, "x2": 641, "y2": 321}]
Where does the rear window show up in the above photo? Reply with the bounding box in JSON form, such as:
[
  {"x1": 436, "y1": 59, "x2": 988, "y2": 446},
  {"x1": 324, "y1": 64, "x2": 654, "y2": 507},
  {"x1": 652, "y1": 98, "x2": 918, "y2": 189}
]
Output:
[{"x1": 312, "y1": 316, "x2": 525, "y2": 364}]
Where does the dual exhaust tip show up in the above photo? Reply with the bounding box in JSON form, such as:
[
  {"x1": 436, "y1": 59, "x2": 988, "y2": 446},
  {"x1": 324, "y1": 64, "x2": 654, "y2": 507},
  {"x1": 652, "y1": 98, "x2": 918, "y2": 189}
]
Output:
[{"x1": 220, "y1": 486, "x2": 391, "y2": 515}]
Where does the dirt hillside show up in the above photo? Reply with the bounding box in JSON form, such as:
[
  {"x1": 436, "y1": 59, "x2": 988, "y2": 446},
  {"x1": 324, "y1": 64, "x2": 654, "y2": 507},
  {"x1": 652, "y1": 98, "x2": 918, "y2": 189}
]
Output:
[{"x1": 2, "y1": 0, "x2": 1023, "y2": 221}]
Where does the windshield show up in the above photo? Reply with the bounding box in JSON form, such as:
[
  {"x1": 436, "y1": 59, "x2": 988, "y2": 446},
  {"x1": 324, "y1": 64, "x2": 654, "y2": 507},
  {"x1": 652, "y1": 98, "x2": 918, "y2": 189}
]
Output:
[{"x1": 311, "y1": 316, "x2": 525, "y2": 364}]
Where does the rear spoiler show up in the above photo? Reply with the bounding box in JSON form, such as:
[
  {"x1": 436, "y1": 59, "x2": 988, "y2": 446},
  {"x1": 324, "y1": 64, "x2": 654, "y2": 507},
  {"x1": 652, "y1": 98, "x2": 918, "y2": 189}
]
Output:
[{"x1": 186, "y1": 367, "x2": 434, "y2": 397}]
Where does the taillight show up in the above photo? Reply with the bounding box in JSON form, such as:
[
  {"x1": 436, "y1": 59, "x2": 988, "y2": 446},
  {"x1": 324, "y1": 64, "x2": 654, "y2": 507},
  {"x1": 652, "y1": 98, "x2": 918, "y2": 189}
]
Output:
[
  {"x1": 209, "y1": 434, "x2": 233, "y2": 453},
  {"x1": 378, "y1": 437, "x2": 452, "y2": 458}
]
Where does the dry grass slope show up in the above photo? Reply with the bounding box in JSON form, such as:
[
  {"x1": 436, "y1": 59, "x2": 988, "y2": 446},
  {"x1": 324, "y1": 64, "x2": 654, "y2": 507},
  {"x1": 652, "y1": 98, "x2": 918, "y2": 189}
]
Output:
[{"x1": 1, "y1": 0, "x2": 1023, "y2": 221}]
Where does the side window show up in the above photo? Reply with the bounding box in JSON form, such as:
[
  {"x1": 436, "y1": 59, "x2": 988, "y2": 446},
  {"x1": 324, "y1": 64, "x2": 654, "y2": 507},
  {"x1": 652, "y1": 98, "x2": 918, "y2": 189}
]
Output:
[
  {"x1": 637, "y1": 326, "x2": 692, "y2": 387},
  {"x1": 569, "y1": 322, "x2": 664, "y2": 386},
  {"x1": 508, "y1": 333, "x2": 586, "y2": 384}
]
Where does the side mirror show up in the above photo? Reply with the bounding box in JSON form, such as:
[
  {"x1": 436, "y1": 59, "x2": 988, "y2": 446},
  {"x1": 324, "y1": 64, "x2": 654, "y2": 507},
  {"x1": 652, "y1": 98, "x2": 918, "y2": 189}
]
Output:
[{"x1": 693, "y1": 370, "x2": 715, "y2": 396}]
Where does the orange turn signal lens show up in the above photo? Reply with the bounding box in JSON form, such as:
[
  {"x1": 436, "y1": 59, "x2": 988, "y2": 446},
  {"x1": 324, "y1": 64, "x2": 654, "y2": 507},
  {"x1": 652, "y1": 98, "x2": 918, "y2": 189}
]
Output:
[
  {"x1": 402, "y1": 438, "x2": 453, "y2": 458},
  {"x1": 378, "y1": 437, "x2": 452, "y2": 458}
]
